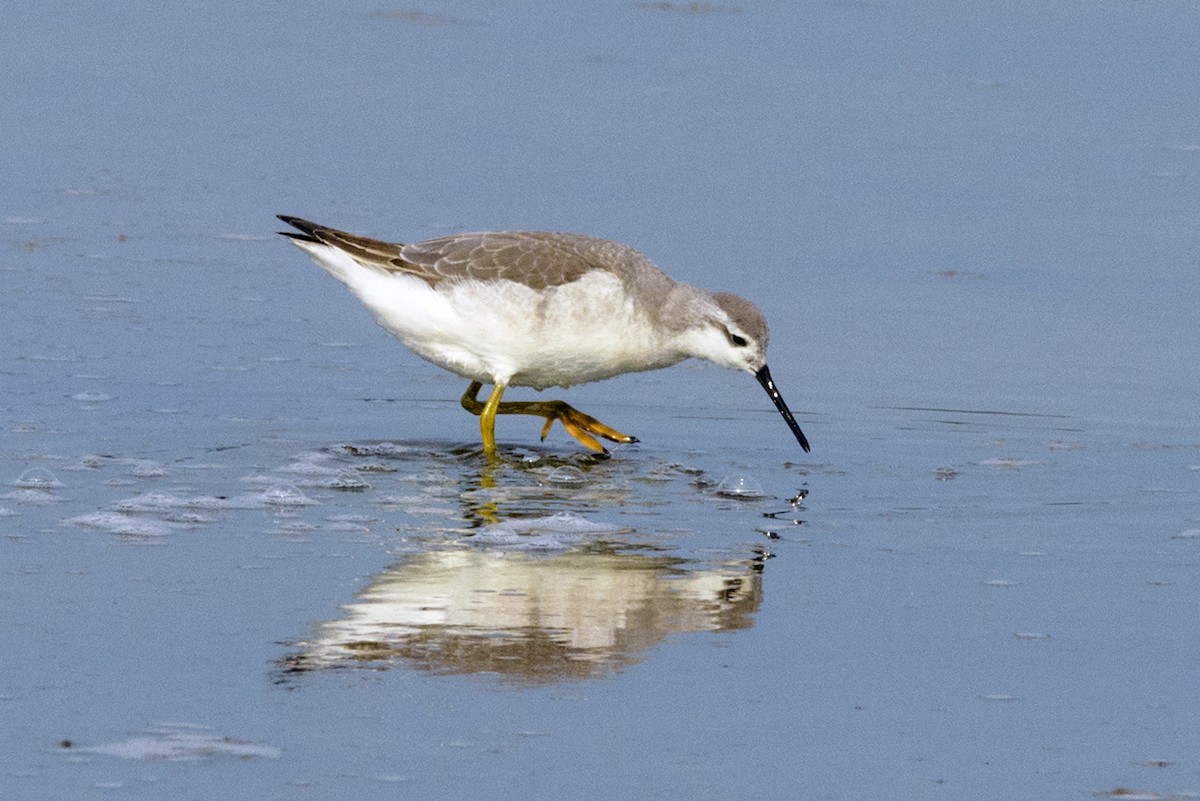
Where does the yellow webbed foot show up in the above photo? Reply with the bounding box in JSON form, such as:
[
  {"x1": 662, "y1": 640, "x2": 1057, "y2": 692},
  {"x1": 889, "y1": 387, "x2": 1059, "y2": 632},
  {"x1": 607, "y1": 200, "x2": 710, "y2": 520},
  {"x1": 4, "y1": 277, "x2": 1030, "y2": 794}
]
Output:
[
  {"x1": 462, "y1": 382, "x2": 637, "y2": 455},
  {"x1": 539, "y1": 404, "x2": 637, "y2": 453}
]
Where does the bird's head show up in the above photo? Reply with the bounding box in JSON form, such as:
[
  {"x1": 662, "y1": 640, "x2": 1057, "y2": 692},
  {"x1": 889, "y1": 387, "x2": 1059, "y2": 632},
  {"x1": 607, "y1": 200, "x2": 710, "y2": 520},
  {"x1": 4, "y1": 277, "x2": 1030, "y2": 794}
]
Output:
[{"x1": 684, "y1": 291, "x2": 810, "y2": 454}]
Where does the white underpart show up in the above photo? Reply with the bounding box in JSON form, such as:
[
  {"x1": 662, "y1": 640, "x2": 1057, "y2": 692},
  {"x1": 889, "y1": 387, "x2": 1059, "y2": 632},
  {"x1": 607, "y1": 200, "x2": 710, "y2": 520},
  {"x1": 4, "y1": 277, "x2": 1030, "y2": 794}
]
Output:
[{"x1": 292, "y1": 239, "x2": 690, "y2": 390}]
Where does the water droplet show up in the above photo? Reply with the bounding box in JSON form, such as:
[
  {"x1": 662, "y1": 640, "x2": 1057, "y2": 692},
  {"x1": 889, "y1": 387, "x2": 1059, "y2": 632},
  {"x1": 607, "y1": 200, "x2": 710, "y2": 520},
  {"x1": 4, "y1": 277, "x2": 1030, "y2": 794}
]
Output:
[{"x1": 715, "y1": 474, "x2": 765, "y2": 499}]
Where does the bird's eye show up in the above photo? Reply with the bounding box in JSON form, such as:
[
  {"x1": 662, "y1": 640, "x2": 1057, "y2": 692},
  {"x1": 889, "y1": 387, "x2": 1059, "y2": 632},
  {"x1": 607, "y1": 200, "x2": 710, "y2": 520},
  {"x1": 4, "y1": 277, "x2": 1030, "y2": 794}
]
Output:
[{"x1": 727, "y1": 330, "x2": 749, "y2": 348}]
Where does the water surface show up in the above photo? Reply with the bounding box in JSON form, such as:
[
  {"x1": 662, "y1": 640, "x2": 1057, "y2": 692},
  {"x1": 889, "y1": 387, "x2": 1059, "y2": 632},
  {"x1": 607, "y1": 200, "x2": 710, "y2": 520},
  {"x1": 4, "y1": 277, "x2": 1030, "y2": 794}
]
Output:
[{"x1": 3, "y1": 1, "x2": 1199, "y2": 799}]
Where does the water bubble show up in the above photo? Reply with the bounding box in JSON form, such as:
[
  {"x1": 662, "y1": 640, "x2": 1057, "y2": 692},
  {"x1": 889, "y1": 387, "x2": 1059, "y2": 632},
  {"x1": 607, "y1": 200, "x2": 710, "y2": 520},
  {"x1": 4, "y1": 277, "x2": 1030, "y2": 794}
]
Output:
[
  {"x1": 263, "y1": 483, "x2": 312, "y2": 507},
  {"x1": 547, "y1": 466, "x2": 585, "y2": 485},
  {"x1": 14, "y1": 467, "x2": 62, "y2": 489},
  {"x1": 715, "y1": 474, "x2": 765, "y2": 499}
]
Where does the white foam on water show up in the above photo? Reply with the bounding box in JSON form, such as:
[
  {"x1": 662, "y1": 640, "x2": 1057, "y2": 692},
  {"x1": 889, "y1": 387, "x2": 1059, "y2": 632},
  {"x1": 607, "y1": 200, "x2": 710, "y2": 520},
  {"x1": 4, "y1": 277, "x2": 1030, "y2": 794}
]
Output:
[
  {"x1": 74, "y1": 723, "x2": 280, "y2": 761},
  {"x1": 66, "y1": 511, "x2": 177, "y2": 538},
  {"x1": 4, "y1": 488, "x2": 65, "y2": 504},
  {"x1": 129, "y1": 460, "x2": 171, "y2": 478}
]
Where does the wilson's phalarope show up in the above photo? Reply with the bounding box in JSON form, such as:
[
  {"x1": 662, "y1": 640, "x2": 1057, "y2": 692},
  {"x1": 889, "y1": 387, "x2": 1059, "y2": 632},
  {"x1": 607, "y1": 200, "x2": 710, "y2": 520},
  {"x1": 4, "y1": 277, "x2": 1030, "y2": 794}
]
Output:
[{"x1": 278, "y1": 216, "x2": 810, "y2": 457}]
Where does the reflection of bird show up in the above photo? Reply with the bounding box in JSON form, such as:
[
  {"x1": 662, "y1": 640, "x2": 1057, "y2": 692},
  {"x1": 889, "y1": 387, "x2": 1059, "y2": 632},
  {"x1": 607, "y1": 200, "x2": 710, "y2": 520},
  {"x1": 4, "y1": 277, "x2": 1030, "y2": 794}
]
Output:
[
  {"x1": 275, "y1": 547, "x2": 764, "y2": 685},
  {"x1": 278, "y1": 216, "x2": 810, "y2": 457}
]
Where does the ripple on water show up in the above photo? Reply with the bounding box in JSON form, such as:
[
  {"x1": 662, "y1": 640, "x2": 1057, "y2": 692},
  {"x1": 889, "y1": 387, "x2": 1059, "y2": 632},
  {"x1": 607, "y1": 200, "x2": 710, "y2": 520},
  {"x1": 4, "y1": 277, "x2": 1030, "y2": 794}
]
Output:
[
  {"x1": 1013, "y1": 631, "x2": 1051, "y2": 640},
  {"x1": 71, "y1": 391, "x2": 113, "y2": 403},
  {"x1": 470, "y1": 512, "x2": 630, "y2": 550}
]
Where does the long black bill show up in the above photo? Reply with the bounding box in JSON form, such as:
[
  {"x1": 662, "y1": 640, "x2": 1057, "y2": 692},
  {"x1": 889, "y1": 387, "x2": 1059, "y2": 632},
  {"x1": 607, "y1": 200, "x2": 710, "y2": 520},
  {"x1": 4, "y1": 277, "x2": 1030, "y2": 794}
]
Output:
[{"x1": 755, "y1": 365, "x2": 810, "y2": 453}]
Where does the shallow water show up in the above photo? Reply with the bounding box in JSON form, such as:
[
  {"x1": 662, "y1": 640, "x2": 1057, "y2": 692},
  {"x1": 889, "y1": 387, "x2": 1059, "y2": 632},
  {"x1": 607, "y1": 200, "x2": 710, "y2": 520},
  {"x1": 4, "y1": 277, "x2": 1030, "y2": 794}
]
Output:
[{"x1": 4, "y1": 1, "x2": 1200, "y2": 799}]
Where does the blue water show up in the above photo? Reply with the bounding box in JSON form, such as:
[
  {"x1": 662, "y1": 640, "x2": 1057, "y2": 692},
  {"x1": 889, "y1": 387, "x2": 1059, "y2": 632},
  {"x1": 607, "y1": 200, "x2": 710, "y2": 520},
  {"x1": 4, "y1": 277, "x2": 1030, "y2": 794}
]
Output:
[{"x1": 3, "y1": 2, "x2": 1199, "y2": 799}]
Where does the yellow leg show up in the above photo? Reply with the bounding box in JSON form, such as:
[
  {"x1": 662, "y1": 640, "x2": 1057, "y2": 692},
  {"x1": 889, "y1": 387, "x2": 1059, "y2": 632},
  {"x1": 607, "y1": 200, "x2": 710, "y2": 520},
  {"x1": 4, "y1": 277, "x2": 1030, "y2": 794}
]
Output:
[
  {"x1": 477, "y1": 382, "x2": 506, "y2": 458},
  {"x1": 460, "y1": 381, "x2": 638, "y2": 454}
]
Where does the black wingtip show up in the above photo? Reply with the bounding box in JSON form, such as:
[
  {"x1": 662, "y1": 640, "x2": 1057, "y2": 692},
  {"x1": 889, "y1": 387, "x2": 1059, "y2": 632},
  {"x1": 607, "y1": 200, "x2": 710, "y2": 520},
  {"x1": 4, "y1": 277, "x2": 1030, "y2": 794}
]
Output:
[{"x1": 276, "y1": 215, "x2": 321, "y2": 243}]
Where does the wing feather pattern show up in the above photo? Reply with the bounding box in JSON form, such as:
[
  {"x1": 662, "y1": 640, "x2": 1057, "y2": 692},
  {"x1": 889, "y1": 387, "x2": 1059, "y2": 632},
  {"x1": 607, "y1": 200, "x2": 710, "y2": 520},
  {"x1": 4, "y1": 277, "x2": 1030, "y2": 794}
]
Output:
[{"x1": 277, "y1": 215, "x2": 645, "y2": 291}]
